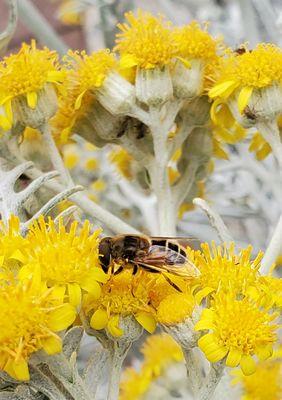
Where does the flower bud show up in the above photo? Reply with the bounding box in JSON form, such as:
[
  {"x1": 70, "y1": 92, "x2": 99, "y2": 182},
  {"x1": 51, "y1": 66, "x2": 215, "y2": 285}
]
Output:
[
  {"x1": 96, "y1": 71, "x2": 136, "y2": 115},
  {"x1": 135, "y1": 66, "x2": 173, "y2": 106},
  {"x1": 172, "y1": 59, "x2": 204, "y2": 99},
  {"x1": 12, "y1": 84, "x2": 58, "y2": 129}
]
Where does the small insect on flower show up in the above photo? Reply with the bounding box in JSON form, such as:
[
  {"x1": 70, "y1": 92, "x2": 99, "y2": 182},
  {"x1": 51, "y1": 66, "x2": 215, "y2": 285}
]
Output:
[{"x1": 99, "y1": 235, "x2": 200, "y2": 290}]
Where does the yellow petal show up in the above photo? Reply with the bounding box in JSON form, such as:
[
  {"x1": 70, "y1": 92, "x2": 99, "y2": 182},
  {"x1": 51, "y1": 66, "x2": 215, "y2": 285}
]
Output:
[
  {"x1": 4, "y1": 98, "x2": 13, "y2": 123},
  {"x1": 226, "y1": 348, "x2": 242, "y2": 367},
  {"x1": 119, "y1": 54, "x2": 138, "y2": 69},
  {"x1": 27, "y1": 92, "x2": 38, "y2": 109},
  {"x1": 176, "y1": 56, "x2": 191, "y2": 68},
  {"x1": 195, "y1": 287, "x2": 214, "y2": 304},
  {"x1": 80, "y1": 279, "x2": 101, "y2": 298},
  {"x1": 74, "y1": 90, "x2": 86, "y2": 110},
  {"x1": 240, "y1": 354, "x2": 256, "y2": 376},
  {"x1": 206, "y1": 346, "x2": 228, "y2": 363},
  {"x1": 50, "y1": 285, "x2": 66, "y2": 302},
  {"x1": 90, "y1": 309, "x2": 108, "y2": 330},
  {"x1": 209, "y1": 80, "x2": 238, "y2": 99},
  {"x1": 12, "y1": 359, "x2": 30, "y2": 381},
  {"x1": 0, "y1": 115, "x2": 12, "y2": 130},
  {"x1": 107, "y1": 315, "x2": 123, "y2": 337},
  {"x1": 135, "y1": 312, "x2": 156, "y2": 333},
  {"x1": 42, "y1": 335, "x2": 62, "y2": 355},
  {"x1": 210, "y1": 98, "x2": 223, "y2": 124},
  {"x1": 194, "y1": 319, "x2": 215, "y2": 331},
  {"x1": 256, "y1": 344, "x2": 273, "y2": 361},
  {"x1": 68, "y1": 283, "x2": 82, "y2": 307},
  {"x1": 198, "y1": 333, "x2": 218, "y2": 351},
  {"x1": 91, "y1": 267, "x2": 109, "y2": 283},
  {"x1": 0, "y1": 255, "x2": 4, "y2": 267},
  {"x1": 9, "y1": 249, "x2": 26, "y2": 263},
  {"x1": 238, "y1": 86, "x2": 253, "y2": 113},
  {"x1": 47, "y1": 70, "x2": 65, "y2": 82},
  {"x1": 48, "y1": 304, "x2": 76, "y2": 332}
]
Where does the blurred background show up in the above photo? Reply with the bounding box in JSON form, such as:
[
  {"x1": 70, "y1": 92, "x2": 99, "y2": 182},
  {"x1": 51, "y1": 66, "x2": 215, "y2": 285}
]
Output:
[{"x1": 0, "y1": 0, "x2": 282, "y2": 252}]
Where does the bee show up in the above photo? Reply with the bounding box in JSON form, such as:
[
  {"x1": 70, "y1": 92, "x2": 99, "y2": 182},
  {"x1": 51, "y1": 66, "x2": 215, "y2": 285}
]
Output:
[{"x1": 99, "y1": 235, "x2": 200, "y2": 291}]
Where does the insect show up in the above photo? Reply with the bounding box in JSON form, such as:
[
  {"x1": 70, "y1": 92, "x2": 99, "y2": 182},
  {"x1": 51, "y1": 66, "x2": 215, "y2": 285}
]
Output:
[
  {"x1": 99, "y1": 235, "x2": 200, "y2": 290},
  {"x1": 244, "y1": 105, "x2": 257, "y2": 121}
]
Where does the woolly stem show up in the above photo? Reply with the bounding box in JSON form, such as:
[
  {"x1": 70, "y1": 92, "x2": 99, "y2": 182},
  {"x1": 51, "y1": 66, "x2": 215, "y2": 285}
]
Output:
[
  {"x1": 198, "y1": 361, "x2": 225, "y2": 400},
  {"x1": 107, "y1": 342, "x2": 131, "y2": 400},
  {"x1": 256, "y1": 120, "x2": 282, "y2": 171},
  {"x1": 260, "y1": 215, "x2": 282, "y2": 275},
  {"x1": 193, "y1": 198, "x2": 234, "y2": 243}
]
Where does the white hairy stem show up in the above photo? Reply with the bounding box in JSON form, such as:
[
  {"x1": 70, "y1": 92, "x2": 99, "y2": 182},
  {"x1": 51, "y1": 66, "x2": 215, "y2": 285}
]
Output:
[
  {"x1": 260, "y1": 215, "x2": 282, "y2": 275},
  {"x1": 193, "y1": 198, "x2": 234, "y2": 243},
  {"x1": 0, "y1": 0, "x2": 17, "y2": 55},
  {"x1": 182, "y1": 348, "x2": 203, "y2": 396},
  {"x1": 41, "y1": 124, "x2": 73, "y2": 187},
  {"x1": 173, "y1": 161, "x2": 198, "y2": 208},
  {"x1": 149, "y1": 105, "x2": 176, "y2": 235},
  {"x1": 198, "y1": 361, "x2": 225, "y2": 400},
  {"x1": 256, "y1": 120, "x2": 282, "y2": 170},
  {"x1": 168, "y1": 125, "x2": 195, "y2": 159},
  {"x1": 107, "y1": 342, "x2": 131, "y2": 400}
]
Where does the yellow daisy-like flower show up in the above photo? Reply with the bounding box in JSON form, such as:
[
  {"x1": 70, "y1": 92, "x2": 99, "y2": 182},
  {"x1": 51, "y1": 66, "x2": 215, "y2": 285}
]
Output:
[
  {"x1": 0, "y1": 273, "x2": 76, "y2": 381},
  {"x1": 84, "y1": 270, "x2": 157, "y2": 337},
  {"x1": 157, "y1": 292, "x2": 195, "y2": 325},
  {"x1": 64, "y1": 49, "x2": 117, "y2": 110},
  {"x1": 193, "y1": 242, "x2": 262, "y2": 303},
  {"x1": 232, "y1": 349, "x2": 282, "y2": 400},
  {"x1": 20, "y1": 217, "x2": 107, "y2": 306},
  {"x1": 115, "y1": 10, "x2": 175, "y2": 69},
  {"x1": 209, "y1": 44, "x2": 282, "y2": 115},
  {"x1": 120, "y1": 334, "x2": 184, "y2": 400},
  {"x1": 0, "y1": 41, "x2": 64, "y2": 128},
  {"x1": 195, "y1": 293, "x2": 279, "y2": 375}
]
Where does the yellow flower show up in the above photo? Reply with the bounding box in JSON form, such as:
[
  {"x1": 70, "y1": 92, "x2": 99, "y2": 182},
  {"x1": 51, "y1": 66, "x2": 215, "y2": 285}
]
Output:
[
  {"x1": 115, "y1": 10, "x2": 175, "y2": 69},
  {"x1": 232, "y1": 350, "x2": 282, "y2": 400},
  {"x1": 84, "y1": 270, "x2": 157, "y2": 337},
  {"x1": 64, "y1": 49, "x2": 117, "y2": 110},
  {"x1": 195, "y1": 293, "x2": 279, "y2": 375},
  {"x1": 249, "y1": 275, "x2": 282, "y2": 310},
  {"x1": 20, "y1": 217, "x2": 107, "y2": 306},
  {"x1": 0, "y1": 41, "x2": 63, "y2": 128},
  {"x1": 109, "y1": 147, "x2": 134, "y2": 180},
  {"x1": 0, "y1": 216, "x2": 29, "y2": 280},
  {"x1": 209, "y1": 44, "x2": 282, "y2": 114},
  {"x1": 0, "y1": 274, "x2": 76, "y2": 381},
  {"x1": 57, "y1": 0, "x2": 83, "y2": 25},
  {"x1": 157, "y1": 292, "x2": 195, "y2": 325},
  {"x1": 193, "y1": 242, "x2": 262, "y2": 303},
  {"x1": 120, "y1": 334, "x2": 183, "y2": 400}
]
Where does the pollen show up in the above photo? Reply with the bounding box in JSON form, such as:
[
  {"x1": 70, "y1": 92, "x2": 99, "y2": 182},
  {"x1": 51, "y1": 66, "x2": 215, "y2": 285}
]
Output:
[{"x1": 115, "y1": 10, "x2": 176, "y2": 69}]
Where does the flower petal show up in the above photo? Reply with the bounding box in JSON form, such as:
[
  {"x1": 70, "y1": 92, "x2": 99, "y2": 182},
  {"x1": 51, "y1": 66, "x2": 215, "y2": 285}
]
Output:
[
  {"x1": 240, "y1": 354, "x2": 256, "y2": 376},
  {"x1": 12, "y1": 359, "x2": 30, "y2": 381},
  {"x1": 80, "y1": 279, "x2": 101, "y2": 298},
  {"x1": 135, "y1": 312, "x2": 156, "y2": 333},
  {"x1": 238, "y1": 86, "x2": 253, "y2": 113},
  {"x1": 48, "y1": 304, "x2": 76, "y2": 332},
  {"x1": 195, "y1": 287, "x2": 214, "y2": 304},
  {"x1": 74, "y1": 90, "x2": 86, "y2": 110},
  {"x1": 226, "y1": 348, "x2": 242, "y2": 367},
  {"x1": 256, "y1": 344, "x2": 273, "y2": 361},
  {"x1": 47, "y1": 70, "x2": 65, "y2": 82},
  {"x1": 68, "y1": 283, "x2": 82, "y2": 307},
  {"x1": 27, "y1": 91, "x2": 38, "y2": 109},
  {"x1": 9, "y1": 249, "x2": 26, "y2": 263},
  {"x1": 119, "y1": 54, "x2": 138, "y2": 69},
  {"x1": 90, "y1": 267, "x2": 109, "y2": 283},
  {"x1": 90, "y1": 309, "x2": 108, "y2": 330},
  {"x1": 42, "y1": 336, "x2": 62, "y2": 355},
  {"x1": 107, "y1": 315, "x2": 123, "y2": 337},
  {"x1": 0, "y1": 115, "x2": 12, "y2": 130},
  {"x1": 209, "y1": 80, "x2": 238, "y2": 99}
]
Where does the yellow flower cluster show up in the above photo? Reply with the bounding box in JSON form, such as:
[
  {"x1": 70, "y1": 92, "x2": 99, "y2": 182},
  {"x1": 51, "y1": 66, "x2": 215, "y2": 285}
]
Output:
[
  {"x1": 0, "y1": 216, "x2": 105, "y2": 380},
  {"x1": 190, "y1": 242, "x2": 280, "y2": 375},
  {"x1": 120, "y1": 333, "x2": 184, "y2": 400}
]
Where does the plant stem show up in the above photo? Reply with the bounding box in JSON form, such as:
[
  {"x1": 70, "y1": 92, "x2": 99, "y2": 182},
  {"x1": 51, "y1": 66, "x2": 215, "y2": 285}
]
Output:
[
  {"x1": 183, "y1": 348, "x2": 203, "y2": 396},
  {"x1": 41, "y1": 123, "x2": 73, "y2": 187},
  {"x1": 198, "y1": 361, "x2": 224, "y2": 400},
  {"x1": 107, "y1": 342, "x2": 131, "y2": 400},
  {"x1": 256, "y1": 120, "x2": 282, "y2": 171},
  {"x1": 149, "y1": 106, "x2": 176, "y2": 235},
  {"x1": 260, "y1": 215, "x2": 282, "y2": 275}
]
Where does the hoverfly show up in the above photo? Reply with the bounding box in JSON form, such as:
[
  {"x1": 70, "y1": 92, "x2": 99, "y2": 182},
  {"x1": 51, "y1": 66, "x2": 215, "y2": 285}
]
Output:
[{"x1": 99, "y1": 235, "x2": 200, "y2": 291}]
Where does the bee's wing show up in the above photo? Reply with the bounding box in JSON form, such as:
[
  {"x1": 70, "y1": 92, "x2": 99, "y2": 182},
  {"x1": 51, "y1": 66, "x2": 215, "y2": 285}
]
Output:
[
  {"x1": 150, "y1": 237, "x2": 201, "y2": 250},
  {"x1": 139, "y1": 245, "x2": 200, "y2": 277}
]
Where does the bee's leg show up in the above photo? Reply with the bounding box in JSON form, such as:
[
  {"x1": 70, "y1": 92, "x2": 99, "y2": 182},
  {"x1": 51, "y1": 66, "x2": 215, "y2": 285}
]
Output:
[
  {"x1": 132, "y1": 264, "x2": 138, "y2": 275},
  {"x1": 163, "y1": 274, "x2": 182, "y2": 292},
  {"x1": 113, "y1": 266, "x2": 124, "y2": 275}
]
